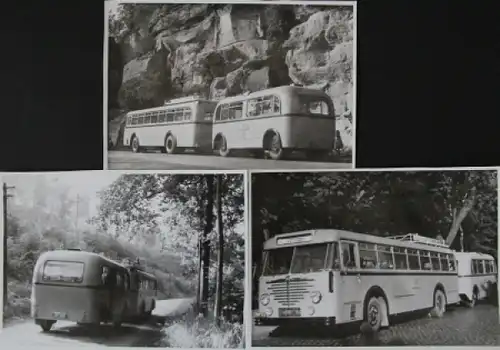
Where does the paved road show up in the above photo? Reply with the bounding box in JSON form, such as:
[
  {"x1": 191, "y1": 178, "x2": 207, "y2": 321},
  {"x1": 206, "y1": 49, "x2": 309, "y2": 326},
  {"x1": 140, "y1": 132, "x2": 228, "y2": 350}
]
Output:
[
  {"x1": 252, "y1": 304, "x2": 500, "y2": 346},
  {"x1": 107, "y1": 150, "x2": 352, "y2": 170},
  {"x1": 0, "y1": 298, "x2": 195, "y2": 347}
]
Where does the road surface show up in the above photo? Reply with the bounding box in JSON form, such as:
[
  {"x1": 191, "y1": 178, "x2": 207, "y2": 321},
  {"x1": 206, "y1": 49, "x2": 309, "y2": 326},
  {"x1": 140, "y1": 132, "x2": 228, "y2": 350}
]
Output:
[
  {"x1": 0, "y1": 298, "x2": 195, "y2": 347},
  {"x1": 252, "y1": 304, "x2": 500, "y2": 346},
  {"x1": 107, "y1": 150, "x2": 352, "y2": 170}
]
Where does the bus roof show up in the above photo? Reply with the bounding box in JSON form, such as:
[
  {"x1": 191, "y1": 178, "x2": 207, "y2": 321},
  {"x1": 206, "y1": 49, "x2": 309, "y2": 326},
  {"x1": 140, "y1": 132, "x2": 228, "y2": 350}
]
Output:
[
  {"x1": 127, "y1": 99, "x2": 216, "y2": 115},
  {"x1": 264, "y1": 229, "x2": 454, "y2": 254},
  {"x1": 215, "y1": 85, "x2": 330, "y2": 105},
  {"x1": 38, "y1": 249, "x2": 127, "y2": 269},
  {"x1": 455, "y1": 251, "x2": 495, "y2": 260},
  {"x1": 133, "y1": 268, "x2": 157, "y2": 280}
]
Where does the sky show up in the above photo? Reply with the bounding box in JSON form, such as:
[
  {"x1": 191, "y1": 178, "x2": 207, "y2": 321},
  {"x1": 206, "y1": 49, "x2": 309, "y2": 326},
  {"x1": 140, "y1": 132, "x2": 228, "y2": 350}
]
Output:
[{"x1": 1, "y1": 171, "x2": 121, "y2": 219}]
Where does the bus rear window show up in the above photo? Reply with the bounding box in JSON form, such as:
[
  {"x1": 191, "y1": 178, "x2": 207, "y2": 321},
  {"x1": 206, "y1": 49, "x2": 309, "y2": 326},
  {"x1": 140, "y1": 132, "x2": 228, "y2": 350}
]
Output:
[
  {"x1": 299, "y1": 96, "x2": 330, "y2": 116},
  {"x1": 43, "y1": 261, "x2": 84, "y2": 283}
]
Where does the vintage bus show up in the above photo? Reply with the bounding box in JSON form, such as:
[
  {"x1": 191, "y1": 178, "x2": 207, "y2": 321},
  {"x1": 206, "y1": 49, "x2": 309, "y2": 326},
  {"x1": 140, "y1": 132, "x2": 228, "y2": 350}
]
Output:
[
  {"x1": 123, "y1": 96, "x2": 217, "y2": 154},
  {"x1": 212, "y1": 85, "x2": 336, "y2": 160},
  {"x1": 455, "y1": 251, "x2": 497, "y2": 307},
  {"x1": 256, "y1": 230, "x2": 460, "y2": 333},
  {"x1": 127, "y1": 266, "x2": 158, "y2": 318},
  {"x1": 31, "y1": 249, "x2": 158, "y2": 332}
]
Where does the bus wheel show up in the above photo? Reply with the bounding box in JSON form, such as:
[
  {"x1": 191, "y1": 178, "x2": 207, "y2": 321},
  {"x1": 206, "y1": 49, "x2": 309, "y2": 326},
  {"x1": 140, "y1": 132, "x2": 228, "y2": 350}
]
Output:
[
  {"x1": 467, "y1": 288, "x2": 479, "y2": 308},
  {"x1": 38, "y1": 320, "x2": 55, "y2": 332},
  {"x1": 217, "y1": 135, "x2": 231, "y2": 157},
  {"x1": 165, "y1": 134, "x2": 177, "y2": 154},
  {"x1": 430, "y1": 289, "x2": 446, "y2": 318},
  {"x1": 131, "y1": 136, "x2": 141, "y2": 153},
  {"x1": 267, "y1": 133, "x2": 284, "y2": 160},
  {"x1": 362, "y1": 297, "x2": 383, "y2": 333}
]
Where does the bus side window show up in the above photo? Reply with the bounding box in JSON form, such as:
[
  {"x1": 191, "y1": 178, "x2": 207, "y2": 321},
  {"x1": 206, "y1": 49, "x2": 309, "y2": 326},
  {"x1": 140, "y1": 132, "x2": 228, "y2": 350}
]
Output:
[
  {"x1": 440, "y1": 254, "x2": 450, "y2": 271},
  {"x1": 340, "y1": 242, "x2": 357, "y2": 269},
  {"x1": 377, "y1": 245, "x2": 394, "y2": 269},
  {"x1": 419, "y1": 251, "x2": 432, "y2": 270},
  {"x1": 408, "y1": 249, "x2": 420, "y2": 270},
  {"x1": 124, "y1": 274, "x2": 130, "y2": 290},
  {"x1": 167, "y1": 110, "x2": 174, "y2": 122},
  {"x1": 359, "y1": 243, "x2": 376, "y2": 269},
  {"x1": 132, "y1": 117, "x2": 138, "y2": 125},
  {"x1": 273, "y1": 95, "x2": 281, "y2": 113},
  {"x1": 158, "y1": 111, "x2": 166, "y2": 123},
  {"x1": 151, "y1": 112, "x2": 158, "y2": 124},
  {"x1": 485, "y1": 261, "x2": 492, "y2": 274},
  {"x1": 393, "y1": 247, "x2": 407, "y2": 270},
  {"x1": 116, "y1": 272, "x2": 122, "y2": 288},
  {"x1": 430, "y1": 252, "x2": 440, "y2": 271},
  {"x1": 478, "y1": 260, "x2": 485, "y2": 274},
  {"x1": 448, "y1": 256, "x2": 456, "y2": 271},
  {"x1": 184, "y1": 108, "x2": 192, "y2": 121}
]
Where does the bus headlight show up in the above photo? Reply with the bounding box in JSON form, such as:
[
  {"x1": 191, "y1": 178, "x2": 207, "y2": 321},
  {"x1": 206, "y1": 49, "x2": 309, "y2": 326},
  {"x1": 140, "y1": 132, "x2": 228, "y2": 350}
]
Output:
[
  {"x1": 265, "y1": 308, "x2": 273, "y2": 317},
  {"x1": 260, "y1": 293, "x2": 270, "y2": 306},
  {"x1": 311, "y1": 291, "x2": 322, "y2": 304}
]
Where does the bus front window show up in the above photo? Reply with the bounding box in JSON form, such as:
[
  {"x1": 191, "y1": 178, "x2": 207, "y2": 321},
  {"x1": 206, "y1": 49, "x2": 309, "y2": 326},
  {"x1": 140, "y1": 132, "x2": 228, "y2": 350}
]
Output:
[
  {"x1": 263, "y1": 248, "x2": 293, "y2": 275},
  {"x1": 43, "y1": 261, "x2": 84, "y2": 283},
  {"x1": 290, "y1": 244, "x2": 328, "y2": 274}
]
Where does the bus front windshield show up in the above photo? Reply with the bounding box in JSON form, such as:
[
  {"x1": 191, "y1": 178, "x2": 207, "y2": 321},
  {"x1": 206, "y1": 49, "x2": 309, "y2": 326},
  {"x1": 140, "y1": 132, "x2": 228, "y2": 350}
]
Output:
[{"x1": 263, "y1": 243, "x2": 338, "y2": 276}]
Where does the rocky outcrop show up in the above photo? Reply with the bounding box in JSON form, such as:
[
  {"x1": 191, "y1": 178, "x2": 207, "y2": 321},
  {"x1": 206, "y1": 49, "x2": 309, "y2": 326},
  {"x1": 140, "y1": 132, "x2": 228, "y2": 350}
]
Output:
[{"x1": 108, "y1": 4, "x2": 354, "y2": 152}]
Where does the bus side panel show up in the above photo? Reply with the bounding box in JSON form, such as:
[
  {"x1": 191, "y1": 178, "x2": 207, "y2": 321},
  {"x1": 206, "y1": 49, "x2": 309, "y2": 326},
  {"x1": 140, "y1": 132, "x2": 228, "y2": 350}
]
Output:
[
  {"x1": 32, "y1": 284, "x2": 103, "y2": 323},
  {"x1": 458, "y1": 277, "x2": 472, "y2": 300},
  {"x1": 174, "y1": 124, "x2": 196, "y2": 148},
  {"x1": 288, "y1": 116, "x2": 335, "y2": 150}
]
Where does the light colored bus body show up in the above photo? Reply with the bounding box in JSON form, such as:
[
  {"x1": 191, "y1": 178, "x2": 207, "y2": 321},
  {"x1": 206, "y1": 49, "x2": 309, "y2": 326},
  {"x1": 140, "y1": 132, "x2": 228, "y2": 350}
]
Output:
[
  {"x1": 455, "y1": 251, "x2": 497, "y2": 305},
  {"x1": 123, "y1": 97, "x2": 217, "y2": 154},
  {"x1": 212, "y1": 86, "x2": 336, "y2": 159},
  {"x1": 31, "y1": 249, "x2": 158, "y2": 332},
  {"x1": 257, "y1": 230, "x2": 460, "y2": 330}
]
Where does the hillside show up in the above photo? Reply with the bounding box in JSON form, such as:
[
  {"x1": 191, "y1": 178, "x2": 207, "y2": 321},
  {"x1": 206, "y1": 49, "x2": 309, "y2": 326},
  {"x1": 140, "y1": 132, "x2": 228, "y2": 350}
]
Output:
[{"x1": 108, "y1": 4, "x2": 354, "y2": 152}]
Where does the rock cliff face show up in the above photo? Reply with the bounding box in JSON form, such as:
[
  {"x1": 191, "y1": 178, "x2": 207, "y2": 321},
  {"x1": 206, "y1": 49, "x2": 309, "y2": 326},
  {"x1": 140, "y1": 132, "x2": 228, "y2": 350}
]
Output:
[{"x1": 108, "y1": 4, "x2": 354, "y2": 151}]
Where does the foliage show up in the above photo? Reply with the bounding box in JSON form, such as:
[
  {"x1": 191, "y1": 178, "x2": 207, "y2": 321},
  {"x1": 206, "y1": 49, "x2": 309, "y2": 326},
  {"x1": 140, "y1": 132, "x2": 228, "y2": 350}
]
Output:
[
  {"x1": 160, "y1": 314, "x2": 244, "y2": 348},
  {"x1": 251, "y1": 171, "x2": 498, "y2": 302},
  {"x1": 93, "y1": 173, "x2": 245, "y2": 321}
]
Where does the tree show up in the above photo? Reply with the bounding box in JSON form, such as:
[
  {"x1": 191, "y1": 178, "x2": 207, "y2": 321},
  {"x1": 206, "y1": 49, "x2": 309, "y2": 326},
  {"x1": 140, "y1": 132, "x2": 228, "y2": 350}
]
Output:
[
  {"x1": 214, "y1": 175, "x2": 224, "y2": 326},
  {"x1": 93, "y1": 173, "x2": 245, "y2": 321}
]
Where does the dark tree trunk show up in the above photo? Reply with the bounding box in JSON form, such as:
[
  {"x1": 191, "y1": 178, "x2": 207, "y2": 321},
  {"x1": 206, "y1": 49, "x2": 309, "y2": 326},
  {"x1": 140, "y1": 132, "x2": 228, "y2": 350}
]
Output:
[
  {"x1": 200, "y1": 175, "x2": 214, "y2": 317},
  {"x1": 214, "y1": 175, "x2": 224, "y2": 326}
]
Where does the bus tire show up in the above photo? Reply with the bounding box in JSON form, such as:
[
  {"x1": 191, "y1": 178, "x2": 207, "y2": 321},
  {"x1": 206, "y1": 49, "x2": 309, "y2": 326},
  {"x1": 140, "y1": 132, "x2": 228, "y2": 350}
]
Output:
[
  {"x1": 467, "y1": 286, "x2": 479, "y2": 308},
  {"x1": 430, "y1": 288, "x2": 446, "y2": 318},
  {"x1": 216, "y1": 135, "x2": 231, "y2": 157},
  {"x1": 165, "y1": 134, "x2": 177, "y2": 154},
  {"x1": 131, "y1": 135, "x2": 141, "y2": 153},
  {"x1": 264, "y1": 132, "x2": 284, "y2": 160},
  {"x1": 361, "y1": 297, "x2": 385, "y2": 333},
  {"x1": 38, "y1": 320, "x2": 54, "y2": 332}
]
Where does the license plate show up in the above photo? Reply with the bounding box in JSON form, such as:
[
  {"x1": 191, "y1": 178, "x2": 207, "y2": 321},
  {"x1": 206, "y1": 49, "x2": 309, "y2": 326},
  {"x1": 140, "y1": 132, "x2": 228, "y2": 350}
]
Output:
[
  {"x1": 52, "y1": 312, "x2": 66, "y2": 319},
  {"x1": 279, "y1": 308, "x2": 300, "y2": 317}
]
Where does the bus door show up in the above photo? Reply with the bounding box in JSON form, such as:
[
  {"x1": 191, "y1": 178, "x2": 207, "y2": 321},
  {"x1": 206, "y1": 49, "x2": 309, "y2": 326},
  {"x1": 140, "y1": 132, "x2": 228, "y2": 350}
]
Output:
[{"x1": 338, "y1": 240, "x2": 363, "y2": 322}]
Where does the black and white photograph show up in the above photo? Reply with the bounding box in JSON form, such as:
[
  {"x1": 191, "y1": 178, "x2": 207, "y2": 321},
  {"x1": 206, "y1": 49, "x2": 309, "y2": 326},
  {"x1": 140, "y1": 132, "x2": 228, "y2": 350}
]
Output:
[
  {"x1": 251, "y1": 169, "x2": 499, "y2": 346},
  {"x1": 1, "y1": 171, "x2": 245, "y2": 348},
  {"x1": 106, "y1": 1, "x2": 356, "y2": 170}
]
